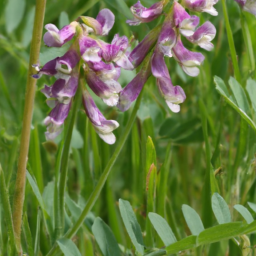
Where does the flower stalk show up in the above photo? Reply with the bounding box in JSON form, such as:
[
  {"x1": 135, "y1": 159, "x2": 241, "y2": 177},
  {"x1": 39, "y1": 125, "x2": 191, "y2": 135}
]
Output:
[
  {"x1": 12, "y1": 0, "x2": 46, "y2": 252},
  {"x1": 46, "y1": 87, "x2": 145, "y2": 256}
]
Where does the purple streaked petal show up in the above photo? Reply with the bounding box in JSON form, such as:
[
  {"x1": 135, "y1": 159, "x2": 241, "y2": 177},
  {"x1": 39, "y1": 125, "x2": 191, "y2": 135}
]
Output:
[
  {"x1": 45, "y1": 125, "x2": 63, "y2": 141},
  {"x1": 187, "y1": 21, "x2": 216, "y2": 51},
  {"x1": 39, "y1": 58, "x2": 58, "y2": 76},
  {"x1": 172, "y1": 39, "x2": 205, "y2": 77},
  {"x1": 151, "y1": 50, "x2": 170, "y2": 78},
  {"x1": 44, "y1": 101, "x2": 71, "y2": 126},
  {"x1": 79, "y1": 36, "x2": 99, "y2": 56},
  {"x1": 157, "y1": 77, "x2": 186, "y2": 113},
  {"x1": 173, "y1": 2, "x2": 190, "y2": 27},
  {"x1": 127, "y1": 0, "x2": 164, "y2": 25},
  {"x1": 117, "y1": 60, "x2": 151, "y2": 111},
  {"x1": 235, "y1": 0, "x2": 246, "y2": 7},
  {"x1": 111, "y1": 34, "x2": 129, "y2": 51},
  {"x1": 96, "y1": 9, "x2": 115, "y2": 35},
  {"x1": 82, "y1": 90, "x2": 119, "y2": 144},
  {"x1": 41, "y1": 85, "x2": 52, "y2": 98},
  {"x1": 183, "y1": 0, "x2": 219, "y2": 16},
  {"x1": 51, "y1": 76, "x2": 78, "y2": 102},
  {"x1": 158, "y1": 22, "x2": 177, "y2": 57},
  {"x1": 43, "y1": 22, "x2": 77, "y2": 47},
  {"x1": 179, "y1": 15, "x2": 199, "y2": 36},
  {"x1": 129, "y1": 26, "x2": 161, "y2": 68},
  {"x1": 84, "y1": 68, "x2": 121, "y2": 106}
]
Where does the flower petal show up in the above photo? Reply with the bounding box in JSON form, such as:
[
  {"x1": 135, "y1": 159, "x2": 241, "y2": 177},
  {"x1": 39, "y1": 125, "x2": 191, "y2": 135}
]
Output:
[
  {"x1": 96, "y1": 9, "x2": 115, "y2": 35},
  {"x1": 151, "y1": 50, "x2": 170, "y2": 78}
]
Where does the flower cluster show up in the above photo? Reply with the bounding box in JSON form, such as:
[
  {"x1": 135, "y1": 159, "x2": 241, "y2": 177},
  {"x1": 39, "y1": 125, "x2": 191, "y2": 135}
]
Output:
[
  {"x1": 118, "y1": 0, "x2": 217, "y2": 113},
  {"x1": 234, "y1": 0, "x2": 256, "y2": 16},
  {"x1": 35, "y1": 0, "x2": 218, "y2": 144},
  {"x1": 34, "y1": 9, "x2": 132, "y2": 144}
]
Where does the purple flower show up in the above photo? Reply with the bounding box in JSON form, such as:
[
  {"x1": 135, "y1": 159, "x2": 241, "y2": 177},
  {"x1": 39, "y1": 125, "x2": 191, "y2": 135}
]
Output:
[
  {"x1": 99, "y1": 34, "x2": 134, "y2": 70},
  {"x1": 173, "y1": 2, "x2": 199, "y2": 37},
  {"x1": 172, "y1": 38, "x2": 205, "y2": 77},
  {"x1": 43, "y1": 22, "x2": 78, "y2": 47},
  {"x1": 183, "y1": 0, "x2": 219, "y2": 16},
  {"x1": 44, "y1": 102, "x2": 71, "y2": 140},
  {"x1": 34, "y1": 49, "x2": 80, "y2": 79},
  {"x1": 151, "y1": 50, "x2": 186, "y2": 112},
  {"x1": 127, "y1": 0, "x2": 164, "y2": 25},
  {"x1": 82, "y1": 90, "x2": 119, "y2": 144},
  {"x1": 129, "y1": 26, "x2": 161, "y2": 68},
  {"x1": 84, "y1": 66, "x2": 122, "y2": 106},
  {"x1": 157, "y1": 22, "x2": 177, "y2": 57},
  {"x1": 80, "y1": 9, "x2": 115, "y2": 35},
  {"x1": 235, "y1": 0, "x2": 256, "y2": 16},
  {"x1": 79, "y1": 36, "x2": 102, "y2": 63},
  {"x1": 117, "y1": 60, "x2": 151, "y2": 111},
  {"x1": 187, "y1": 21, "x2": 216, "y2": 51}
]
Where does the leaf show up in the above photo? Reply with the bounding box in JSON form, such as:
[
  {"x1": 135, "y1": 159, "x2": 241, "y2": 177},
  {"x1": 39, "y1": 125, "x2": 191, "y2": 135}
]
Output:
[
  {"x1": 197, "y1": 222, "x2": 246, "y2": 245},
  {"x1": 228, "y1": 77, "x2": 250, "y2": 113},
  {"x1": 22, "y1": 213, "x2": 34, "y2": 256},
  {"x1": 57, "y1": 238, "x2": 81, "y2": 256},
  {"x1": 26, "y1": 171, "x2": 48, "y2": 216},
  {"x1": 34, "y1": 209, "x2": 41, "y2": 256},
  {"x1": 166, "y1": 236, "x2": 197, "y2": 254},
  {"x1": 119, "y1": 199, "x2": 144, "y2": 255},
  {"x1": 148, "y1": 213, "x2": 176, "y2": 246},
  {"x1": 234, "y1": 204, "x2": 254, "y2": 224},
  {"x1": 71, "y1": 127, "x2": 84, "y2": 149},
  {"x1": 214, "y1": 76, "x2": 256, "y2": 132},
  {"x1": 59, "y1": 11, "x2": 70, "y2": 28},
  {"x1": 104, "y1": 0, "x2": 133, "y2": 19},
  {"x1": 246, "y1": 78, "x2": 256, "y2": 113},
  {"x1": 212, "y1": 193, "x2": 231, "y2": 224},
  {"x1": 92, "y1": 218, "x2": 121, "y2": 256},
  {"x1": 247, "y1": 202, "x2": 256, "y2": 213},
  {"x1": 5, "y1": 0, "x2": 26, "y2": 33},
  {"x1": 182, "y1": 205, "x2": 204, "y2": 235}
]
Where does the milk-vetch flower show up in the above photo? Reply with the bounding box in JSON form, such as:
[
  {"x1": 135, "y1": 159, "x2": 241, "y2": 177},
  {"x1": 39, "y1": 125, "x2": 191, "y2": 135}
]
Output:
[
  {"x1": 80, "y1": 9, "x2": 115, "y2": 35},
  {"x1": 183, "y1": 0, "x2": 219, "y2": 16},
  {"x1": 172, "y1": 38, "x2": 205, "y2": 77},
  {"x1": 187, "y1": 21, "x2": 216, "y2": 51},
  {"x1": 82, "y1": 89, "x2": 119, "y2": 144},
  {"x1": 43, "y1": 22, "x2": 78, "y2": 47},
  {"x1": 127, "y1": 0, "x2": 165, "y2": 25},
  {"x1": 234, "y1": 0, "x2": 256, "y2": 16}
]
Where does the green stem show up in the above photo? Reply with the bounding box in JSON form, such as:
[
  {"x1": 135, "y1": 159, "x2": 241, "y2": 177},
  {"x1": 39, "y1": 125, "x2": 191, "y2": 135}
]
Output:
[
  {"x1": 46, "y1": 88, "x2": 145, "y2": 256},
  {"x1": 0, "y1": 165, "x2": 17, "y2": 254},
  {"x1": 12, "y1": 0, "x2": 46, "y2": 252},
  {"x1": 58, "y1": 85, "x2": 82, "y2": 235},
  {"x1": 240, "y1": 12, "x2": 255, "y2": 75},
  {"x1": 221, "y1": 0, "x2": 241, "y2": 83}
]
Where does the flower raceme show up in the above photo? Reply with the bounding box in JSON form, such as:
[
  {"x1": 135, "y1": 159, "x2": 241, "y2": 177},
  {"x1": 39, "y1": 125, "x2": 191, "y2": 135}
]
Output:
[
  {"x1": 34, "y1": 2, "x2": 218, "y2": 144},
  {"x1": 121, "y1": 1, "x2": 217, "y2": 113}
]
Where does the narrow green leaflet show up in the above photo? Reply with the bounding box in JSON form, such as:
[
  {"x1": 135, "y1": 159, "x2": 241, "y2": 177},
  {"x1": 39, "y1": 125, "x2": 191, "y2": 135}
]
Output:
[
  {"x1": 247, "y1": 202, "x2": 256, "y2": 213},
  {"x1": 228, "y1": 77, "x2": 250, "y2": 113},
  {"x1": 57, "y1": 238, "x2": 81, "y2": 256},
  {"x1": 26, "y1": 171, "x2": 48, "y2": 217},
  {"x1": 22, "y1": 7, "x2": 35, "y2": 48},
  {"x1": 119, "y1": 199, "x2": 144, "y2": 255},
  {"x1": 5, "y1": 0, "x2": 26, "y2": 33},
  {"x1": 234, "y1": 204, "x2": 254, "y2": 224},
  {"x1": 212, "y1": 193, "x2": 231, "y2": 224},
  {"x1": 22, "y1": 213, "x2": 34, "y2": 256},
  {"x1": 214, "y1": 76, "x2": 256, "y2": 132},
  {"x1": 246, "y1": 78, "x2": 256, "y2": 113},
  {"x1": 34, "y1": 209, "x2": 41, "y2": 256},
  {"x1": 92, "y1": 218, "x2": 121, "y2": 256},
  {"x1": 148, "y1": 213, "x2": 177, "y2": 246},
  {"x1": 59, "y1": 11, "x2": 70, "y2": 28},
  {"x1": 182, "y1": 205, "x2": 204, "y2": 235},
  {"x1": 166, "y1": 236, "x2": 197, "y2": 254},
  {"x1": 197, "y1": 222, "x2": 246, "y2": 245}
]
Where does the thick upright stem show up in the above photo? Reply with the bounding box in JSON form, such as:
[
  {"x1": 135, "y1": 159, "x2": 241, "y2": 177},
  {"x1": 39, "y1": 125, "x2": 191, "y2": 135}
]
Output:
[
  {"x1": 46, "y1": 88, "x2": 145, "y2": 256},
  {"x1": 12, "y1": 0, "x2": 46, "y2": 252},
  {"x1": 221, "y1": 0, "x2": 241, "y2": 83}
]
